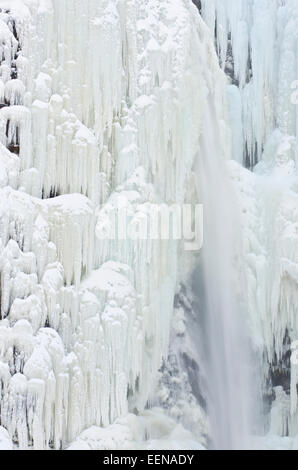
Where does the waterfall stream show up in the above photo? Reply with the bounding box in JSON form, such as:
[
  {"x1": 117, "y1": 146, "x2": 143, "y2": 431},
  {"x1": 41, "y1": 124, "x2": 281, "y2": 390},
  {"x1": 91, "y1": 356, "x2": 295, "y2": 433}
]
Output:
[{"x1": 195, "y1": 99, "x2": 257, "y2": 449}]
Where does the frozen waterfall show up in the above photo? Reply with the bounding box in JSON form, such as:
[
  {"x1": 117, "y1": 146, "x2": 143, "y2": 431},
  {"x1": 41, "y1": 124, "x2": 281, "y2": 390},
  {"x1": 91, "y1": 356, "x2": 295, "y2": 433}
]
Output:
[
  {"x1": 200, "y1": 0, "x2": 298, "y2": 447},
  {"x1": 0, "y1": 0, "x2": 229, "y2": 449},
  {"x1": 0, "y1": 0, "x2": 298, "y2": 451}
]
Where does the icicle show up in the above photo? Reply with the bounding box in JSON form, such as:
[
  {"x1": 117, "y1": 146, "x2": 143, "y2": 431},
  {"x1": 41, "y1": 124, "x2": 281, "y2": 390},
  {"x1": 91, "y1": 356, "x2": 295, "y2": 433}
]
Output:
[{"x1": 4, "y1": 79, "x2": 25, "y2": 105}]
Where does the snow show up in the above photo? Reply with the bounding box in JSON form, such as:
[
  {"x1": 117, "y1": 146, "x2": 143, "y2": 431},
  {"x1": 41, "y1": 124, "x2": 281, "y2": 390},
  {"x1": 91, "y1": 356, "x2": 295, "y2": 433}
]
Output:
[
  {"x1": 67, "y1": 409, "x2": 205, "y2": 451},
  {"x1": 0, "y1": 426, "x2": 13, "y2": 450}
]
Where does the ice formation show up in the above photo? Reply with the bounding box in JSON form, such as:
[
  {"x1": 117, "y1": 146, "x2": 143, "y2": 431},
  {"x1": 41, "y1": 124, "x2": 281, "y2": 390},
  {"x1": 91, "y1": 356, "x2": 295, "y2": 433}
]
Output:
[
  {"x1": 1, "y1": 0, "x2": 298, "y2": 451},
  {"x1": 201, "y1": 0, "x2": 298, "y2": 168},
  {"x1": 0, "y1": 0, "x2": 228, "y2": 449},
  {"x1": 200, "y1": 0, "x2": 298, "y2": 439},
  {"x1": 67, "y1": 410, "x2": 205, "y2": 451}
]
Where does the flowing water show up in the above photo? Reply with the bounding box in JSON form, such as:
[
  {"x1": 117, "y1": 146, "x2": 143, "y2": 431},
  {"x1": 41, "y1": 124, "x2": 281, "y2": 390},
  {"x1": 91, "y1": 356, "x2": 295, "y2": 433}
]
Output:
[{"x1": 195, "y1": 100, "x2": 257, "y2": 449}]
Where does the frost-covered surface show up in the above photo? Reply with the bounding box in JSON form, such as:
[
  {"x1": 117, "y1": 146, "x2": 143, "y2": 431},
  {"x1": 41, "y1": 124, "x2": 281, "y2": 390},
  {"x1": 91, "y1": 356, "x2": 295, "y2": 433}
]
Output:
[{"x1": 0, "y1": 0, "x2": 230, "y2": 449}]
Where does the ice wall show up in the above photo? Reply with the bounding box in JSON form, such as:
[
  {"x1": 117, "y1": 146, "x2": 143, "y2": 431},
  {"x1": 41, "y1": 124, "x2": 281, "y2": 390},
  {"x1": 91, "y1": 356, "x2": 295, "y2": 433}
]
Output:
[
  {"x1": 200, "y1": 0, "x2": 298, "y2": 437},
  {"x1": 0, "y1": 0, "x2": 229, "y2": 449},
  {"x1": 201, "y1": 0, "x2": 298, "y2": 168}
]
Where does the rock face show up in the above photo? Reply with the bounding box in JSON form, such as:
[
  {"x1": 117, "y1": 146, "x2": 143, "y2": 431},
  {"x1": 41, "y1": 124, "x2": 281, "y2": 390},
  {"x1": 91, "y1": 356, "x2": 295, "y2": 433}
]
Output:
[{"x1": 192, "y1": 0, "x2": 202, "y2": 14}]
